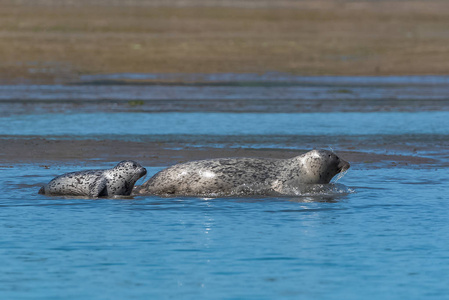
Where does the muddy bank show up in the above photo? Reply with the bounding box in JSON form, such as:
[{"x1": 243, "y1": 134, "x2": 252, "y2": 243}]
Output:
[{"x1": 0, "y1": 137, "x2": 438, "y2": 169}]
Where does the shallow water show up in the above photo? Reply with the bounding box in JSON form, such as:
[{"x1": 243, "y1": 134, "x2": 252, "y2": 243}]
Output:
[
  {"x1": 2, "y1": 111, "x2": 449, "y2": 136},
  {"x1": 1, "y1": 75, "x2": 449, "y2": 299},
  {"x1": 1, "y1": 165, "x2": 449, "y2": 299}
]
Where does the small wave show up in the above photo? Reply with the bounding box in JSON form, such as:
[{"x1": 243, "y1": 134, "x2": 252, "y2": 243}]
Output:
[
  {"x1": 272, "y1": 183, "x2": 354, "y2": 197},
  {"x1": 332, "y1": 168, "x2": 349, "y2": 183},
  {"x1": 188, "y1": 183, "x2": 355, "y2": 198}
]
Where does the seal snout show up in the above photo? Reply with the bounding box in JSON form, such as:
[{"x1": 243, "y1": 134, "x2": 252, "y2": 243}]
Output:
[{"x1": 141, "y1": 168, "x2": 147, "y2": 176}]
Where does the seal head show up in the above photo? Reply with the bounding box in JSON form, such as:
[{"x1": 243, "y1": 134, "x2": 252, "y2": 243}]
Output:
[{"x1": 289, "y1": 149, "x2": 350, "y2": 184}]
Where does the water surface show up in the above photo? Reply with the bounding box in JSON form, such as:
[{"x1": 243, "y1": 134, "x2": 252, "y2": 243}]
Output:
[
  {"x1": 1, "y1": 165, "x2": 449, "y2": 299},
  {"x1": 1, "y1": 75, "x2": 448, "y2": 299},
  {"x1": 2, "y1": 111, "x2": 449, "y2": 136}
]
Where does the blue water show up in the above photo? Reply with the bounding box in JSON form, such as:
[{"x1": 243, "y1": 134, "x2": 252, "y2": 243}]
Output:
[
  {"x1": 1, "y1": 76, "x2": 449, "y2": 299},
  {"x1": 2, "y1": 165, "x2": 449, "y2": 299},
  {"x1": 1, "y1": 112, "x2": 449, "y2": 136}
]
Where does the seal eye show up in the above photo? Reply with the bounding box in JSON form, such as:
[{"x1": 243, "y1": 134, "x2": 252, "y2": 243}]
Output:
[{"x1": 132, "y1": 163, "x2": 137, "y2": 168}]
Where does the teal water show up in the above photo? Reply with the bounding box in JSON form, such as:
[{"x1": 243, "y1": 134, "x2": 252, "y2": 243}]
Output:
[
  {"x1": 1, "y1": 166, "x2": 449, "y2": 299},
  {"x1": 1, "y1": 76, "x2": 449, "y2": 299},
  {"x1": 1, "y1": 111, "x2": 449, "y2": 136}
]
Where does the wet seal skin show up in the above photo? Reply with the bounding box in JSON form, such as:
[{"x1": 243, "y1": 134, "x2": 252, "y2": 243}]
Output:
[
  {"x1": 137, "y1": 149, "x2": 350, "y2": 196},
  {"x1": 39, "y1": 160, "x2": 147, "y2": 197}
]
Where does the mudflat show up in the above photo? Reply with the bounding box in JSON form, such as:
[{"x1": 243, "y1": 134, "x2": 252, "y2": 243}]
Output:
[
  {"x1": 2, "y1": 0, "x2": 449, "y2": 83},
  {"x1": 0, "y1": 137, "x2": 438, "y2": 169}
]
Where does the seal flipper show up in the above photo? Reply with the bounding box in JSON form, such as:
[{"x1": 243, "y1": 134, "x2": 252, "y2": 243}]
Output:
[{"x1": 89, "y1": 178, "x2": 108, "y2": 198}]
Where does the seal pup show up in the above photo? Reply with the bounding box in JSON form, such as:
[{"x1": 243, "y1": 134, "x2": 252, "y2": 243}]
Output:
[
  {"x1": 137, "y1": 149, "x2": 349, "y2": 196},
  {"x1": 39, "y1": 160, "x2": 147, "y2": 197}
]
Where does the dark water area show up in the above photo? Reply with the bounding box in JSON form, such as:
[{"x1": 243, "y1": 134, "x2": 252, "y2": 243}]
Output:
[{"x1": 1, "y1": 74, "x2": 449, "y2": 299}]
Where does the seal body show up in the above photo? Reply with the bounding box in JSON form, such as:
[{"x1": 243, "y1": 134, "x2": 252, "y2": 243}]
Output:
[
  {"x1": 138, "y1": 149, "x2": 349, "y2": 196},
  {"x1": 39, "y1": 160, "x2": 147, "y2": 197}
]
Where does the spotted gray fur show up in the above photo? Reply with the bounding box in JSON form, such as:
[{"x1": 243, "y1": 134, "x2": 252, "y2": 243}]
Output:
[
  {"x1": 137, "y1": 149, "x2": 350, "y2": 196},
  {"x1": 39, "y1": 160, "x2": 147, "y2": 197}
]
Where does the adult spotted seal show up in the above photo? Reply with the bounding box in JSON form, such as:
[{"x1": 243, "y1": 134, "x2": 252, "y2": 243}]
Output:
[
  {"x1": 137, "y1": 149, "x2": 349, "y2": 196},
  {"x1": 39, "y1": 160, "x2": 147, "y2": 197}
]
